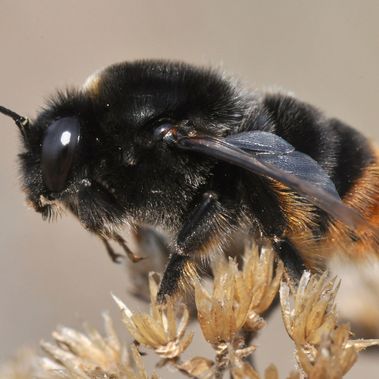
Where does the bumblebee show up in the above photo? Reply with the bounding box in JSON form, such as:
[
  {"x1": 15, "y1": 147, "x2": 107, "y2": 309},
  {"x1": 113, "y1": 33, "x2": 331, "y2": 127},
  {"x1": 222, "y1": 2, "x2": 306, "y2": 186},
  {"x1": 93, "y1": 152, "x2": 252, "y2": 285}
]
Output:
[{"x1": 1, "y1": 60, "x2": 378, "y2": 301}]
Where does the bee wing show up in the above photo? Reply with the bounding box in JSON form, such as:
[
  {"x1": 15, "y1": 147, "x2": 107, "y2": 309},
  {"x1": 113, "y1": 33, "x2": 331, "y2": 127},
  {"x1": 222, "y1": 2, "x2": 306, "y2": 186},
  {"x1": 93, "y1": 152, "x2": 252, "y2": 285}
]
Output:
[
  {"x1": 225, "y1": 131, "x2": 339, "y2": 198},
  {"x1": 176, "y1": 133, "x2": 363, "y2": 228},
  {"x1": 225, "y1": 130, "x2": 295, "y2": 154}
]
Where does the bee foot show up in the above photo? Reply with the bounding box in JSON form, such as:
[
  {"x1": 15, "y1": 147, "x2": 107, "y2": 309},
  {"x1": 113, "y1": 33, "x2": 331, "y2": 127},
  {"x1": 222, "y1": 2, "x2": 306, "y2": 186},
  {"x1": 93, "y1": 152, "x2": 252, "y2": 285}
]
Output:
[
  {"x1": 129, "y1": 253, "x2": 145, "y2": 263},
  {"x1": 101, "y1": 236, "x2": 125, "y2": 264},
  {"x1": 111, "y1": 253, "x2": 124, "y2": 264},
  {"x1": 114, "y1": 233, "x2": 145, "y2": 263}
]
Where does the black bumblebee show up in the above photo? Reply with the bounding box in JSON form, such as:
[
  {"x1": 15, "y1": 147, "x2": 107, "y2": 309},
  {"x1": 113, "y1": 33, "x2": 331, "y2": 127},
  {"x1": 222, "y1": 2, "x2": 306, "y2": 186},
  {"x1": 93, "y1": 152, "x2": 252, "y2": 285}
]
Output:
[{"x1": 1, "y1": 60, "x2": 378, "y2": 301}]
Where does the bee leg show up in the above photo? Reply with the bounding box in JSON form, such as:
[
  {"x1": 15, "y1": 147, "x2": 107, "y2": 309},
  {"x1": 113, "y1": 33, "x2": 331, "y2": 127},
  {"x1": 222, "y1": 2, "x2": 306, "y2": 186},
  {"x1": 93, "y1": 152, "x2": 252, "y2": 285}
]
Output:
[
  {"x1": 273, "y1": 238, "x2": 306, "y2": 283},
  {"x1": 157, "y1": 254, "x2": 192, "y2": 302},
  {"x1": 99, "y1": 234, "x2": 144, "y2": 264},
  {"x1": 113, "y1": 233, "x2": 145, "y2": 263},
  {"x1": 100, "y1": 236, "x2": 124, "y2": 264},
  {"x1": 157, "y1": 191, "x2": 220, "y2": 302}
]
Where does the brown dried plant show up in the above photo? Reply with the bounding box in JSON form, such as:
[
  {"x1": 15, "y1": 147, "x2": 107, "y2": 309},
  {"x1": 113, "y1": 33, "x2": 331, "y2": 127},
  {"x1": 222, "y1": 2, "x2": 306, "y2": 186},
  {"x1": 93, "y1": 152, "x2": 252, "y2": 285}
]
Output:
[
  {"x1": 280, "y1": 271, "x2": 379, "y2": 379},
  {"x1": 41, "y1": 313, "x2": 159, "y2": 379},
  {"x1": 1, "y1": 244, "x2": 378, "y2": 379},
  {"x1": 193, "y1": 245, "x2": 283, "y2": 378},
  {"x1": 0, "y1": 314, "x2": 159, "y2": 379},
  {"x1": 112, "y1": 272, "x2": 193, "y2": 363}
]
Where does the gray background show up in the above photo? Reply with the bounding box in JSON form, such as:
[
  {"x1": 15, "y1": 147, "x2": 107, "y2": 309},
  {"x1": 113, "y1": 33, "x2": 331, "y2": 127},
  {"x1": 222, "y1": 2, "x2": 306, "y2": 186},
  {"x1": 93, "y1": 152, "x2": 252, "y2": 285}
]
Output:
[{"x1": 0, "y1": 1, "x2": 378, "y2": 377}]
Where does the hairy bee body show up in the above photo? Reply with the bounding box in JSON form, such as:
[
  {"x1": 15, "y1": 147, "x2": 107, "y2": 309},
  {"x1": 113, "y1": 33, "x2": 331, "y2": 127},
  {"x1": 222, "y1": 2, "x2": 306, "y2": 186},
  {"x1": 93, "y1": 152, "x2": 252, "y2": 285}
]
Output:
[{"x1": 3, "y1": 59, "x2": 379, "y2": 297}]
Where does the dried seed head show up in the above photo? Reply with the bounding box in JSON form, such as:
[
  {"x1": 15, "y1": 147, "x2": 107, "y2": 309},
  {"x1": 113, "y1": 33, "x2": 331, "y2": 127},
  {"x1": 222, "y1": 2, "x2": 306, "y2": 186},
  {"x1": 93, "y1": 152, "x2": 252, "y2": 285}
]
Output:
[
  {"x1": 241, "y1": 245, "x2": 284, "y2": 330},
  {"x1": 280, "y1": 271, "x2": 339, "y2": 348},
  {"x1": 38, "y1": 313, "x2": 158, "y2": 379},
  {"x1": 280, "y1": 271, "x2": 379, "y2": 378},
  {"x1": 195, "y1": 244, "x2": 283, "y2": 345},
  {"x1": 296, "y1": 325, "x2": 357, "y2": 379},
  {"x1": 113, "y1": 273, "x2": 193, "y2": 359},
  {"x1": 195, "y1": 257, "x2": 249, "y2": 345}
]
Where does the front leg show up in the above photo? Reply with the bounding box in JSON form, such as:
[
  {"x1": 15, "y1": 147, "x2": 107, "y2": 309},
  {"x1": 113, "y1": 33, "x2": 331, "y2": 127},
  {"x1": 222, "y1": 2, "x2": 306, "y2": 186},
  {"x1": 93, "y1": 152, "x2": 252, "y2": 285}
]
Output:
[
  {"x1": 157, "y1": 191, "x2": 225, "y2": 302},
  {"x1": 74, "y1": 183, "x2": 143, "y2": 263},
  {"x1": 100, "y1": 232, "x2": 144, "y2": 263}
]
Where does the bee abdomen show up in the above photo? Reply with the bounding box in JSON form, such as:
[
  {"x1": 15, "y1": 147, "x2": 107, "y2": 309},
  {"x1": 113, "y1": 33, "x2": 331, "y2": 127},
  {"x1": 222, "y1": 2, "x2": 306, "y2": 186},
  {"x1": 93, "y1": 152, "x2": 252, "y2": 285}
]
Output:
[{"x1": 263, "y1": 93, "x2": 379, "y2": 266}]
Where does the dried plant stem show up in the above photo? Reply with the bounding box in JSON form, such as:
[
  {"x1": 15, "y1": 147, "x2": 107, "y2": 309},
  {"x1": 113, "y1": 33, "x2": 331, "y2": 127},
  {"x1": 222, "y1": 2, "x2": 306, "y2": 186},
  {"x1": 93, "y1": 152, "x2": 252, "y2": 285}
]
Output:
[{"x1": 215, "y1": 343, "x2": 228, "y2": 379}]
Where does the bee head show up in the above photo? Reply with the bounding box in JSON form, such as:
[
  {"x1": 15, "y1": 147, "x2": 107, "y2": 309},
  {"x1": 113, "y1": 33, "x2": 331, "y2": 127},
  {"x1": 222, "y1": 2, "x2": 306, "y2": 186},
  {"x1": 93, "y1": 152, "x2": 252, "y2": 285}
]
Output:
[{"x1": 1, "y1": 92, "x2": 99, "y2": 220}]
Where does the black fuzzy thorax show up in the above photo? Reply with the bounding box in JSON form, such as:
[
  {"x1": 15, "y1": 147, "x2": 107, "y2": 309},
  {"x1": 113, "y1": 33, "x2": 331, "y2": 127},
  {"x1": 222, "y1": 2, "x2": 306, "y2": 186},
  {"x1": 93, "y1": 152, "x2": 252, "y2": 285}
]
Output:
[{"x1": 89, "y1": 60, "x2": 250, "y2": 231}]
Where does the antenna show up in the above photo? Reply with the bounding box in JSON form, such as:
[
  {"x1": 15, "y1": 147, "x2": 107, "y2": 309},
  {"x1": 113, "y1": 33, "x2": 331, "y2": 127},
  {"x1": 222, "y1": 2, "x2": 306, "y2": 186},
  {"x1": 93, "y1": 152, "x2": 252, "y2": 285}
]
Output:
[{"x1": 0, "y1": 105, "x2": 29, "y2": 138}]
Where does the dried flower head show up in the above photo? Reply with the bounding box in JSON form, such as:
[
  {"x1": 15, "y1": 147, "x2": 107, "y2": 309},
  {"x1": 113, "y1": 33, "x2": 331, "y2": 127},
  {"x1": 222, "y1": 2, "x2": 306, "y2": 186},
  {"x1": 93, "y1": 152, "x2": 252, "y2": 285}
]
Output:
[
  {"x1": 243, "y1": 244, "x2": 284, "y2": 315},
  {"x1": 242, "y1": 245, "x2": 284, "y2": 330},
  {"x1": 192, "y1": 244, "x2": 283, "y2": 377},
  {"x1": 280, "y1": 271, "x2": 379, "y2": 378},
  {"x1": 280, "y1": 271, "x2": 339, "y2": 349},
  {"x1": 195, "y1": 257, "x2": 250, "y2": 346},
  {"x1": 39, "y1": 313, "x2": 158, "y2": 379},
  {"x1": 113, "y1": 273, "x2": 193, "y2": 361},
  {"x1": 195, "y1": 244, "x2": 283, "y2": 345},
  {"x1": 296, "y1": 324, "x2": 357, "y2": 379}
]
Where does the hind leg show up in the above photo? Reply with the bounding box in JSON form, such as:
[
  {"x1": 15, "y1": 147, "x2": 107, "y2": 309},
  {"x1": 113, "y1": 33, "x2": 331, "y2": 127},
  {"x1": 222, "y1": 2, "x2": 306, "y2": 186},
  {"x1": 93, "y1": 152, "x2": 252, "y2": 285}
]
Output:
[{"x1": 273, "y1": 238, "x2": 306, "y2": 283}]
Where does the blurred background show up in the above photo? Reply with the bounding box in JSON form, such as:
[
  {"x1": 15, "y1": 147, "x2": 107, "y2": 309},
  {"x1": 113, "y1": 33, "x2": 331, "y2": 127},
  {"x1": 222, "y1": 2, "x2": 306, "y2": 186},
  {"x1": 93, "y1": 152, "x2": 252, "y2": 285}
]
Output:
[{"x1": 0, "y1": 1, "x2": 378, "y2": 377}]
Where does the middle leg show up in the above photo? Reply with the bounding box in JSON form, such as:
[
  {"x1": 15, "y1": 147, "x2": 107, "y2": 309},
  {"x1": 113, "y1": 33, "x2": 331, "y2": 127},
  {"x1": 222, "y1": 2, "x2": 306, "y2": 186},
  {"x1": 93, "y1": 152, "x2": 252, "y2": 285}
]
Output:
[{"x1": 157, "y1": 191, "x2": 230, "y2": 302}]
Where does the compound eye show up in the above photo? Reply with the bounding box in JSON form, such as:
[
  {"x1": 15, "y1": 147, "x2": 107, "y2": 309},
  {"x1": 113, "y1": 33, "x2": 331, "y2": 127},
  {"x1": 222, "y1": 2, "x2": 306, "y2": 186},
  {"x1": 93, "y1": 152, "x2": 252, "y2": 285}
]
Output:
[{"x1": 41, "y1": 117, "x2": 80, "y2": 192}]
